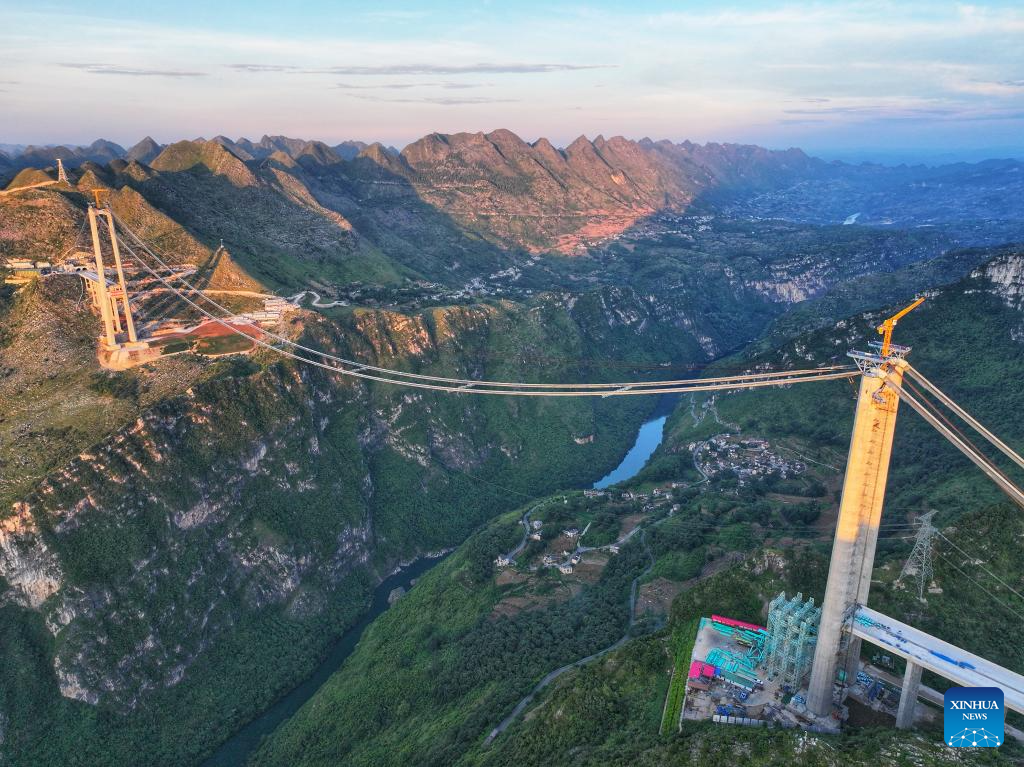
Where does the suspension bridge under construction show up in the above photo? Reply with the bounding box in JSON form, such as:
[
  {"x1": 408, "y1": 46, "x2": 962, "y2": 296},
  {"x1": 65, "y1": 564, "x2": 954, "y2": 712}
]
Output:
[{"x1": 33, "y1": 198, "x2": 1024, "y2": 732}]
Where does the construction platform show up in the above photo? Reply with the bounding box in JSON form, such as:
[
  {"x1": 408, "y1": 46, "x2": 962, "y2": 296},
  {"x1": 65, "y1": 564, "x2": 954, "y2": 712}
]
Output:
[
  {"x1": 682, "y1": 614, "x2": 824, "y2": 730},
  {"x1": 681, "y1": 595, "x2": 848, "y2": 732}
]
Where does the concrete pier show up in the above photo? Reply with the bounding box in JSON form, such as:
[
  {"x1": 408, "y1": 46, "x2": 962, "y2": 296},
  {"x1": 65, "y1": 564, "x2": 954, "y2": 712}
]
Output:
[{"x1": 896, "y1": 661, "x2": 922, "y2": 729}]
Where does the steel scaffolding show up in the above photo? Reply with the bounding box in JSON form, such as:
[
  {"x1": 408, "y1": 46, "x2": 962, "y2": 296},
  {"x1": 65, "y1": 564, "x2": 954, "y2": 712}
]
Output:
[{"x1": 765, "y1": 592, "x2": 821, "y2": 687}]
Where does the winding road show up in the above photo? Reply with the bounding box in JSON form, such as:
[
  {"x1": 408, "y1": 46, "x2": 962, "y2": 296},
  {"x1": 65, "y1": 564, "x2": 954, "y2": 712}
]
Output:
[
  {"x1": 500, "y1": 506, "x2": 540, "y2": 562},
  {"x1": 289, "y1": 290, "x2": 349, "y2": 309}
]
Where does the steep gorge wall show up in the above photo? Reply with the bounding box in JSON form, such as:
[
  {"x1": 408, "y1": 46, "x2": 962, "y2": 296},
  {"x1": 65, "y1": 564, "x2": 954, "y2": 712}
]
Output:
[{"x1": 0, "y1": 296, "x2": 665, "y2": 732}]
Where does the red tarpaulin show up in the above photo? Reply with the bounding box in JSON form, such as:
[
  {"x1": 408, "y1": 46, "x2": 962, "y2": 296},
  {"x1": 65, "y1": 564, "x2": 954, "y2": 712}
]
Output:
[{"x1": 711, "y1": 614, "x2": 767, "y2": 633}]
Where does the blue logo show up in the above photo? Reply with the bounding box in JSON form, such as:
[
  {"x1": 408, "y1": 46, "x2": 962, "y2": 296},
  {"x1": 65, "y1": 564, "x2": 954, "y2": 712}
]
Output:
[{"x1": 945, "y1": 687, "x2": 1004, "y2": 747}]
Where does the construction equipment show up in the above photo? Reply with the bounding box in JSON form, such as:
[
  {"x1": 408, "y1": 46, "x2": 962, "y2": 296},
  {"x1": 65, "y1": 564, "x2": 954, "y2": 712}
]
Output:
[{"x1": 877, "y1": 297, "x2": 924, "y2": 357}]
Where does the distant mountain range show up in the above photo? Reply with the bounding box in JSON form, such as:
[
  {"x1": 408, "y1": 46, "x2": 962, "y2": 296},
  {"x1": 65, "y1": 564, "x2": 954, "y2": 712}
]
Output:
[
  {"x1": 5, "y1": 129, "x2": 1024, "y2": 278},
  {"x1": 0, "y1": 135, "x2": 397, "y2": 173}
]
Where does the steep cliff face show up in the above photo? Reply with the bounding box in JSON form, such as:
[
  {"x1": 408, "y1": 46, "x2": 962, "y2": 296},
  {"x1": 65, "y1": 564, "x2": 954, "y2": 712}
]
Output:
[
  {"x1": 975, "y1": 252, "x2": 1024, "y2": 310},
  {"x1": 7, "y1": 366, "x2": 377, "y2": 707},
  {"x1": 10, "y1": 132, "x2": 1021, "y2": 299},
  {"x1": 0, "y1": 505, "x2": 62, "y2": 609},
  {"x1": 355, "y1": 131, "x2": 818, "y2": 256},
  {"x1": 4, "y1": 133, "x2": 1023, "y2": 765},
  {"x1": 0, "y1": 291, "x2": 677, "y2": 764},
  {"x1": 249, "y1": 249, "x2": 1024, "y2": 767}
]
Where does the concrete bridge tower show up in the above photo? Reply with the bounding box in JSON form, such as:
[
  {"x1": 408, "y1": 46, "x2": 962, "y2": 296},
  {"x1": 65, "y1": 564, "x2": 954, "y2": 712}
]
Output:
[
  {"x1": 87, "y1": 198, "x2": 138, "y2": 348},
  {"x1": 806, "y1": 299, "x2": 923, "y2": 720}
]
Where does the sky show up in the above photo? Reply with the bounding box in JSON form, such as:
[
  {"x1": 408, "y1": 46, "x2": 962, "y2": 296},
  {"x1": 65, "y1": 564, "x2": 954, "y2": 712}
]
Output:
[{"x1": 2, "y1": 1, "x2": 1023, "y2": 162}]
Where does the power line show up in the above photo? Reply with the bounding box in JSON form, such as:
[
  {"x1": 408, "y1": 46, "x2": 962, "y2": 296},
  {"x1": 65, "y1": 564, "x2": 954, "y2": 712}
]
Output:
[
  {"x1": 935, "y1": 552, "x2": 1024, "y2": 624},
  {"x1": 937, "y1": 532, "x2": 1024, "y2": 607}
]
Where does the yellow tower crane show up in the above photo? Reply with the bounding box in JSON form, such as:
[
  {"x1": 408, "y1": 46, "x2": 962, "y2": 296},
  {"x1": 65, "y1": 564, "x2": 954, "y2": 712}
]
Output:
[{"x1": 877, "y1": 296, "x2": 925, "y2": 357}]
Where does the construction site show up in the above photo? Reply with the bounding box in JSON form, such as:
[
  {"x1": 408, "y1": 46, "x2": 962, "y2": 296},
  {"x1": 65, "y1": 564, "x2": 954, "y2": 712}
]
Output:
[
  {"x1": 682, "y1": 596, "x2": 826, "y2": 729},
  {"x1": 3, "y1": 169, "x2": 293, "y2": 370},
  {"x1": 674, "y1": 304, "x2": 1024, "y2": 736}
]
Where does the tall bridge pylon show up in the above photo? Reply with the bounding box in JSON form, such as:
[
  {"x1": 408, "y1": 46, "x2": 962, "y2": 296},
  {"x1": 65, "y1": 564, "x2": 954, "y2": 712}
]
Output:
[
  {"x1": 806, "y1": 344, "x2": 909, "y2": 717},
  {"x1": 86, "y1": 194, "x2": 138, "y2": 348}
]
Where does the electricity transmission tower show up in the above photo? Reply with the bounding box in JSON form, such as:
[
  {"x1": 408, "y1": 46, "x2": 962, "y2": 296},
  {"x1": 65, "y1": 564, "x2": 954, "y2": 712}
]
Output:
[{"x1": 900, "y1": 511, "x2": 937, "y2": 601}]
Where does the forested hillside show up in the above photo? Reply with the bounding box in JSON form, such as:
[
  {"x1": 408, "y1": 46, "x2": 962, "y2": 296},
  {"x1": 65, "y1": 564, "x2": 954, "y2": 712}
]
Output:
[
  {"x1": 0, "y1": 288, "x2": 685, "y2": 765},
  {"x1": 253, "y1": 250, "x2": 1024, "y2": 767}
]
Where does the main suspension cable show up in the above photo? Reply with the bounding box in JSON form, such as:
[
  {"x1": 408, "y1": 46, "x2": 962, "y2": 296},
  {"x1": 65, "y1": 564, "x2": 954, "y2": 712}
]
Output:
[
  {"x1": 107, "y1": 213, "x2": 857, "y2": 396},
  {"x1": 115, "y1": 228, "x2": 857, "y2": 397}
]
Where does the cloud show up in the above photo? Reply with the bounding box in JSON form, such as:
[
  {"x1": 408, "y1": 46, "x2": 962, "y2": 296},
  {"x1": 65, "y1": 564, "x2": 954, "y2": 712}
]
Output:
[
  {"x1": 360, "y1": 10, "x2": 430, "y2": 22},
  {"x1": 334, "y1": 81, "x2": 487, "y2": 91},
  {"x1": 345, "y1": 93, "x2": 518, "y2": 106},
  {"x1": 950, "y1": 110, "x2": 1024, "y2": 123},
  {"x1": 232, "y1": 62, "x2": 609, "y2": 76},
  {"x1": 320, "y1": 63, "x2": 606, "y2": 75},
  {"x1": 947, "y1": 78, "x2": 1024, "y2": 96},
  {"x1": 781, "y1": 101, "x2": 1024, "y2": 125},
  {"x1": 60, "y1": 63, "x2": 205, "y2": 77},
  {"x1": 228, "y1": 64, "x2": 302, "y2": 73},
  {"x1": 784, "y1": 105, "x2": 957, "y2": 117},
  {"x1": 335, "y1": 82, "x2": 419, "y2": 90}
]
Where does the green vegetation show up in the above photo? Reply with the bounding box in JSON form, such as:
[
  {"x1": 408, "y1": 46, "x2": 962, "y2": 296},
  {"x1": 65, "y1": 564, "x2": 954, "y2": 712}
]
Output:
[
  {"x1": 0, "y1": 288, "x2": 684, "y2": 767},
  {"x1": 0, "y1": 573, "x2": 373, "y2": 766},
  {"x1": 193, "y1": 333, "x2": 255, "y2": 356},
  {"x1": 660, "y1": 618, "x2": 698, "y2": 734},
  {"x1": 3, "y1": 143, "x2": 1023, "y2": 767},
  {"x1": 87, "y1": 370, "x2": 142, "y2": 401},
  {"x1": 251, "y1": 507, "x2": 654, "y2": 767},
  {"x1": 252, "y1": 493, "x2": 1024, "y2": 766},
  {"x1": 579, "y1": 509, "x2": 620, "y2": 547}
]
